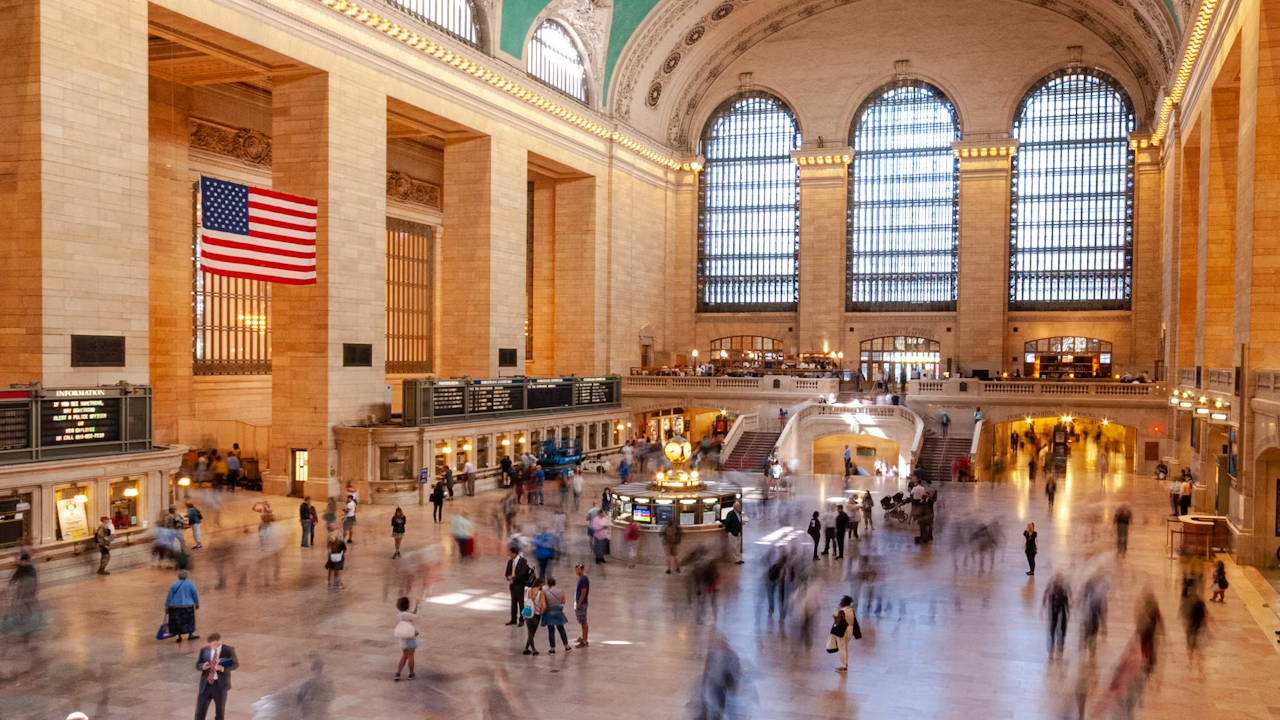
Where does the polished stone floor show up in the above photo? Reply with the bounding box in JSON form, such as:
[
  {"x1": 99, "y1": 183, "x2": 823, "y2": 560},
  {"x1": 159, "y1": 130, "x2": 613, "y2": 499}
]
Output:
[{"x1": 4, "y1": 452, "x2": 1279, "y2": 720}]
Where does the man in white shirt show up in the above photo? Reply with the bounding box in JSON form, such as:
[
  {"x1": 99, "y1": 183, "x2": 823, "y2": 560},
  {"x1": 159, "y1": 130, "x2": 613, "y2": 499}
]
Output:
[
  {"x1": 463, "y1": 459, "x2": 477, "y2": 497},
  {"x1": 343, "y1": 495, "x2": 357, "y2": 544}
]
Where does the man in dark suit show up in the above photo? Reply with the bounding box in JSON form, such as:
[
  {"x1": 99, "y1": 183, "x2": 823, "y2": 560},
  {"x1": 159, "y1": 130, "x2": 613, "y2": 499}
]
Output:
[
  {"x1": 195, "y1": 633, "x2": 239, "y2": 720},
  {"x1": 504, "y1": 548, "x2": 532, "y2": 626},
  {"x1": 722, "y1": 502, "x2": 744, "y2": 564},
  {"x1": 834, "y1": 506, "x2": 850, "y2": 559}
]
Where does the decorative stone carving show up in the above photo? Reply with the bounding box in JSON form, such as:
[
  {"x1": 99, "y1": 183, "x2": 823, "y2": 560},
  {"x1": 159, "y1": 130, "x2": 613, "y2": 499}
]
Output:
[
  {"x1": 189, "y1": 119, "x2": 273, "y2": 168},
  {"x1": 386, "y1": 171, "x2": 442, "y2": 210},
  {"x1": 548, "y1": 0, "x2": 610, "y2": 88}
]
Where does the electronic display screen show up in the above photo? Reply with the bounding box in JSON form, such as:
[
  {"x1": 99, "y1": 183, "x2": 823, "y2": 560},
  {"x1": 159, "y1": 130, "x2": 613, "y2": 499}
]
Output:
[
  {"x1": 40, "y1": 398, "x2": 121, "y2": 445},
  {"x1": 632, "y1": 506, "x2": 652, "y2": 523},
  {"x1": 527, "y1": 380, "x2": 574, "y2": 409}
]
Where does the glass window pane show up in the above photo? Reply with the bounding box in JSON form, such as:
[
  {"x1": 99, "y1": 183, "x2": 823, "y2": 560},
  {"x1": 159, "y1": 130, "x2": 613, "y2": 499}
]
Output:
[
  {"x1": 528, "y1": 21, "x2": 587, "y2": 103},
  {"x1": 387, "y1": 0, "x2": 481, "y2": 46}
]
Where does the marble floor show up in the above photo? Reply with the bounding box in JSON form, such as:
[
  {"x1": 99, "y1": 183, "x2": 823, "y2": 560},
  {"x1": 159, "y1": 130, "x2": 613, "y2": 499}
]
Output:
[{"x1": 4, "y1": 455, "x2": 1279, "y2": 720}]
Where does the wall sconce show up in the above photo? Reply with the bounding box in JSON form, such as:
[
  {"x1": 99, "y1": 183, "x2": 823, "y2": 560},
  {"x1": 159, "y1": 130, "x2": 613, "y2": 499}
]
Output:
[
  {"x1": 691, "y1": 349, "x2": 699, "y2": 359},
  {"x1": 178, "y1": 476, "x2": 191, "y2": 487},
  {"x1": 462, "y1": 444, "x2": 472, "y2": 452},
  {"x1": 518, "y1": 437, "x2": 526, "y2": 444},
  {"x1": 441, "y1": 446, "x2": 451, "y2": 454},
  {"x1": 501, "y1": 438, "x2": 510, "y2": 446},
  {"x1": 1210, "y1": 412, "x2": 1228, "y2": 421},
  {"x1": 73, "y1": 492, "x2": 88, "y2": 504},
  {"x1": 123, "y1": 487, "x2": 139, "y2": 497}
]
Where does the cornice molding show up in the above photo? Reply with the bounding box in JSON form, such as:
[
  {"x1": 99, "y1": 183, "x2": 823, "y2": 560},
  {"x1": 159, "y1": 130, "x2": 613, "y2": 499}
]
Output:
[
  {"x1": 1151, "y1": 0, "x2": 1222, "y2": 144},
  {"x1": 951, "y1": 140, "x2": 1019, "y2": 159},
  {"x1": 791, "y1": 148, "x2": 852, "y2": 166}
]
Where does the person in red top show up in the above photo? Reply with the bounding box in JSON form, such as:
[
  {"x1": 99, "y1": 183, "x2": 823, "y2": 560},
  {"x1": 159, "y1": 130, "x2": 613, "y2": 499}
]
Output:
[{"x1": 624, "y1": 518, "x2": 641, "y2": 568}]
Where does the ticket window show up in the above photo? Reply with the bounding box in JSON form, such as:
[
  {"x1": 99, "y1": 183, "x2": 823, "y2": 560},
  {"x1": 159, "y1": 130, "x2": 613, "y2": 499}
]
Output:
[
  {"x1": 0, "y1": 492, "x2": 34, "y2": 549},
  {"x1": 434, "y1": 442, "x2": 451, "y2": 476},
  {"x1": 530, "y1": 430, "x2": 541, "y2": 454},
  {"x1": 54, "y1": 485, "x2": 92, "y2": 541},
  {"x1": 588, "y1": 424, "x2": 598, "y2": 451},
  {"x1": 456, "y1": 437, "x2": 472, "y2": 471},
  {"x1": 109, "y1": 477, "x2": 141, "y2": 529},
  {"x1": 477, "y1": 435, "x2": 491, "y2": 469},
  {"x1": 678, "y1": 499, "x2": 698, "y2": 526},
  {"x1": 497, "y1": 434, "x2": 510, "y2": 462}
]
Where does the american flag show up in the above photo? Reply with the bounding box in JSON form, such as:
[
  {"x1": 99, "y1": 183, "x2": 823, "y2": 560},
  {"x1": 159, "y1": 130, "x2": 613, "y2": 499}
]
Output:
[{"x1": 198, "y1": 175, "x2": 317, "y2": 285}]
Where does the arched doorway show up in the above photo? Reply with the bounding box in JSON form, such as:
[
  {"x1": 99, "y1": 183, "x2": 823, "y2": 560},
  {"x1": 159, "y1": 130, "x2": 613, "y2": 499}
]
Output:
[
  {"x1": 1022, "y1": 336, "x2": 1112, "y2": 378},
  {"x1": 991, "y1": 415, "x2": 1135, "y2": 481},
  {"x1": 859, "y1": 336, "x2": 941, "y2": 385}
]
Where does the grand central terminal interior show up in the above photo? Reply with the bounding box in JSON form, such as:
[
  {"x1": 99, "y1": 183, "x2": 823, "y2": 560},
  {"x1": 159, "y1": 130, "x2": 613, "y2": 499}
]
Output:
[{"x1": 2, "y1": 0, "x2": 1280, "y2": 717}]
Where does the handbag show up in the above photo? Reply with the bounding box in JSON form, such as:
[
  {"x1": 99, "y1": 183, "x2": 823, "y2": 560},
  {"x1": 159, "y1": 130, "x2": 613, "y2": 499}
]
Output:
[
  {"x1": 830, "y1": 608, "x2": 849, "y2": 638},
  {"x1": 393, "y1": 621, "x2": 416, "y2": 639},
  {"x1": 329, "y1": 552, "x2": 344, "y2": 563},
  {"x1": 156, "y1": 616, "x2": 175, "y2": 641},
  {"x1": 851, "y1": 617, "x2": 863, "y2": 640},
  {"x1": 825, "y1": 633, "x2": 839, "y2": 653}
]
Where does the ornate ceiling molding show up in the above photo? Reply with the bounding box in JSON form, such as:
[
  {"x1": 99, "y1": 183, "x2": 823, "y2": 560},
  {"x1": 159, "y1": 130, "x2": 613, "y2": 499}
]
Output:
[
  {"x1": 543, "y1": 0, "x2": 611, "y2": 89},
  {"x1": 610, "y1": 0, "x2": 1178, "y2": 148}
]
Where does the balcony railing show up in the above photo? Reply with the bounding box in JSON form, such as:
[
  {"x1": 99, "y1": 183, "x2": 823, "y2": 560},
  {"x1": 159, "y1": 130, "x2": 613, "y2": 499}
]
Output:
[
  {"x1": 907, "y1": 379, "x2": 1159, "y2": 398},
  {"x1": 622, "y1": 375, "x2": 839, "y2": 396}
]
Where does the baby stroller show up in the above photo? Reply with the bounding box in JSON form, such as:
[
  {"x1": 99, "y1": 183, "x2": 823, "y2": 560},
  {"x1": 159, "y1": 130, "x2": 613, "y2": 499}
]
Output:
[{"x1": 879, "y1": 492, "x2": 910, "y2": 524}]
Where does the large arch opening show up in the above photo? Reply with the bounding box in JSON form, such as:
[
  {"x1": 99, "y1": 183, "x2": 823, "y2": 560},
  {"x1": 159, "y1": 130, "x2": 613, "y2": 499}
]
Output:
[
  {"x1": 989, "y1": 415, "x2": 1135, "y2": 483},
  {"x1": 1022, "y1": 336, "x2": 1113, "y2": 378},
  {"x1": 812, "y1": 432, "x2": 902, "y2": 477}
]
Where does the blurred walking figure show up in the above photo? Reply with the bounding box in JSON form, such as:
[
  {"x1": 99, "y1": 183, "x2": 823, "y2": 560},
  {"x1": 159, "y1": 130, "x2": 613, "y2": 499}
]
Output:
[
  {"x1": 939, "y1": 411, "x2": 950, "y2": 438},
  {"x1": 695, "y1": 632, "x2": 744, "y2": 720},
  {"x1": 1080, "y1": 577, "x2": 1107, "y2": 658},
  {"x1": 571, "y1": 470, "x2": 583, "y2": 510},
  {"x1": 1114, "y1": 505, "x2": 1132, "y2": 557},
  {"x1": 1210, "y1": 560, "x2": 1228, "y2": 602},
  {"x1": 1179, "y1": 475, "x2": 1193, "y2": 516},
  {"x1": 1136, "y1": 590, "x2": 1164, "y2": 672},
  {"x1": 663, "y1": 518, "x2": 683, "y2": 573},
  {"x1": 390, "y1": 507, "x2": 407, "y2": 559},
  {"x1": 6, "y1": 551, "x2": 44, "y2": 646},
  {"x1": 164, "y1": 570, "x2": 201, "y2": 644},
  {"x1": 1044, "y1": 475, "x2": 1057, "y2": 508},
  {"x1": 1180, "y1": 591, "x2": 1207, "y2": 670},
  {"x1": 1023, "y1": 523, "x2": 1038, "y2": 576},
  {"x1": 807, "y1": 511, "x2": 821, "y2": 560},
  {"x1": 95, "y1": 516, "x2": 114, "y2": 574},
  {"x1": 1042, "y1": 574, "x2": 1070, "y2": 660},
  {"x1": 522, "y1": 578, "x2": 545, "y2": 655},
  {"x1": 296, "y1": 658, "x2": 335, "y2": 720},
  {"x1": 624, "y1": 516, "x2": 640, "y2": 568},
  {"x1": 325, "y1": 532, "x2": 347, "y2": 590},
  {"x1": 590, "y1": 511, "x2": 609, "y2": 564},
  {"x1": 830, "y1": 595, "x2": 857, "y2": 672},
  {"x1": 392, "y1": 596, "x2": 420, "y2": 681}
]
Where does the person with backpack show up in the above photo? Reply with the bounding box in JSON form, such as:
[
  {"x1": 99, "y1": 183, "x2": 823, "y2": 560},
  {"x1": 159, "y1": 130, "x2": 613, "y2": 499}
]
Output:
[
  {"x1": 1210, "y1": 560, "x2": 1228, "y2": 602},
  {"x1": 185, "y1": 501, "x2": 204, "y2": 550},
  {"x1": 505, "y1": 548, "x2": 535, "y2": 626},
  {"x1": 806, "y1": 511, "x2": 822, "y2": 560}
]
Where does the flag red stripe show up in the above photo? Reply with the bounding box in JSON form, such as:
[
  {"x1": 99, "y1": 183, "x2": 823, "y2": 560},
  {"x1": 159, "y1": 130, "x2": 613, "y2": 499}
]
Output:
[
  {"x1": 248, "y1": 215, "x2": 315, "y2": 233},
  {"x1": 248, "y1": 187, "x2": 318, "y2": 207},
  {"x1": 203, "y1": 265, "x2": 316, "y2": 285},
  {"x1": 248, "y1": 201, "x2": 316, "y2": 220},
  {"x1": 201, "y1": 237, "x2": 316, "y2": 259},
  {"x1": 202, "y1": 249, "x2": 313, "y2": 272},
  {"x1": 246, "y1": 228, "x2": 316, "y2": 246}
]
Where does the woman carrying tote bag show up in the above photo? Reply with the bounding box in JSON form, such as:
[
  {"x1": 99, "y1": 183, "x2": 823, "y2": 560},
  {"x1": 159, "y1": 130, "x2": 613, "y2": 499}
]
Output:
[{"x1": 828, "y1": 595, "x2": 859, "y2": 672}]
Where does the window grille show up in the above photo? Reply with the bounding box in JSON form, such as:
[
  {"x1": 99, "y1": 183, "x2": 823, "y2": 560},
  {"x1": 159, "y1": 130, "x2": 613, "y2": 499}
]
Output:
[
  {"x1": 709, "y1": 336, "x2": 783, "y2": 351},
  {"x1": 386, "y1": 0, "x2": 481, "y2": 46},
  {"x1": 194, "y1": 186, "x2": 271, "y2": 375},
  {"x1": 697, "y1": 92, "x2": 801, "y2": 313},
  {"x1": 527, "y1": 21, "x2": 587, "y2": 103},
  {"x1": 386, "y1": 218, "x2": 435, "y2": 374},
  {"x1": 1010, "y1": 69, "x2": 1135, "y2": 310},
  {"x1": 848, "y1": 81, "x2": 959, "y2": 311}
]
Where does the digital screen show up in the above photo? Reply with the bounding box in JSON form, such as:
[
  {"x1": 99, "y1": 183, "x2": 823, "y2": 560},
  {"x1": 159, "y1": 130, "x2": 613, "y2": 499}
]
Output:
[
  {"x1": 40, "y1": 398, "x2": 121, "y2": 445},
  {"x1": 574, "y1": 379, "x2": 615, "y2": 406},
  {"x1": 632, "y1": 506, "x2": 652, "y2": 523},
  {"x1": 0, "y1": 403, "x2": 30, "y2": 450},
  {"x1": 431, "y1": 383, "x2": 465, "y2": 417},
  {"x1": 655, "y1": 505, "x2": 674, "y2": 526},
  {"x1": 527, "y1": 380, "x2": 574, "y2": 409},
  {"x1": 469, "y1": 380, "x2": 523, "y2": 413}
]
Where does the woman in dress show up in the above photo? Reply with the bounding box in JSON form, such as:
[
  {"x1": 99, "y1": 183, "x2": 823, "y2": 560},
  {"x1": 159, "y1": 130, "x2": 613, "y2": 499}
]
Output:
[
  {"x1": 523, "y1": 579, "x2": 544, "y2": 655},
  {"x1": 326, "y1": 532, "x2": 347, "y2": 589},
  {"x1": 541, "y1": 577, "x2": 572, "y2": 654},
  {"x1": 164, "y1": 569, "x2": 200, "y2": 643},
  {"x1": 393, "y1": 596, "x2": 420, "y2": 681},
  {"x1": 391, "y1": 507, "x2": 407, "y2": 559}
]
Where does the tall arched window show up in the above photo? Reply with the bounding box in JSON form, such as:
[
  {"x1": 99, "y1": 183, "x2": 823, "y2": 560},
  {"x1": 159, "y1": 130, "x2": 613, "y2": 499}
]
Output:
[
  {"x1": 388, "y1": 0, "x2": 481, "y2": 46},
  {"x1": 698, "y1": 92, "x2": 801, "y2": 312},
  {"x1": 848, "y1": 81, "x2": 960, "y2": 311},
  {"x1": 1010, "y1": 69, "x2": 1135, "y2": 310},
  {"x1": 527, "y1": 20, "x2": 587, "y2": 102}
]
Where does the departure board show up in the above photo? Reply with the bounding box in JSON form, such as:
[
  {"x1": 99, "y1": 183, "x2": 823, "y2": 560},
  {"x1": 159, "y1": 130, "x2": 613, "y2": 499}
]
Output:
[
  {"x1": 0, "y1": 403, "x2": 31, "y2": 450},
  {"x1": 40, "y1": 397, "x2": 122, "y2": 446},
  {"x1": 527, "y1": 380, "x2": 574, "y2": 409},
  {"x1": 574, "y1": 377, "x2": 616, "y2": 406},
  {"x1": 430, "y1": 382, "x2": 466, "y2": 417},
  {"x1": 469, "y1": 380, "x2": 524, "y2": 413}
]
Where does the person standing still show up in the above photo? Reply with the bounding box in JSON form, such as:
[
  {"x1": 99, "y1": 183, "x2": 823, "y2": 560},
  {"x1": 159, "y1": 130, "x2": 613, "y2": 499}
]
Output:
[
  {"x1": 390, "y1": 507, "x2": 407, "y2": 559},
  {"x1": 1179, "y1": 476, "x2": 1193, "y2": 516},
  {"x1": 523, "y1": 579, "x2": 545, "y2": 655},
  {"x1": 1114, "y1": 505, "x2": 1132, "y2": 557},
  {"x1": 832, "y1": 595, "x2": 856, "y2": 672},
  {"x1": 843, "y1": 445, "x2": 852, "y2": 477},
  {"x1": 94, "y1": 516, "x2": 113, "y2": 575},
  {"x1": 393, "y1": 596, "x2": 420, "y2": 681},
  {"x1": 343, "y1": 495, "x2": 357, "y2": 544},
  {"x1": 429, "y1": 481, "x2": 446, "y2": 523},
  {"x1": 185, "y1": 501, "x2": 204, "y2": 550},
  {"x1": 834, "y1": 506, "x2": 849, "y2": 559},
  {"x1": 807, "y1": 512, "x2": 822, "y2": 560},
  {"x1": 541, "y1": 577, "x2": 572, "y2": 654},
  {"x1": 723, "y1": 502, "x2": 745, "y2": 564},
  {"x1": 1168, "y1": 477, "x2": 1182, "y2": 517},
  {"x1": 505, "y1": 549, "x2": 533, "y2": 626},
  {"x1": 663, "y1": 519, "x2": 683, "y2": 574},
  {"x1": 1023, "y1": 523, "x2": 1038, "y2": 576},
  {"x1": 194, "y1": 633, "x2": 239, "y2": 720},
  {"x1": 164, "y1": 569, "x2": 201, "y2": 643},
  {"x1": 624, "y1": 517, "x2": 640, "y2": 568},
  {"x1": 571, "y1": 470, "x2": 583, "y2": 511},
  {"x1": 573, "y1": 564, "x2": 590, "y2": 647},
  {"x1": 299, "y1": 497, "x2": 316, "y2": 548},
  {"x1": 463, "y1": 458, "x2": 476, "y2": 497},
  {"x1": 326, "y1": 533, "x2": 347, "y2": 589},
  {"x1": 224, "y1": 453, "x2": 241, "y2": 492},
  {"x1": 940, "y1": 411, "x2": 950, "y2": 438}
]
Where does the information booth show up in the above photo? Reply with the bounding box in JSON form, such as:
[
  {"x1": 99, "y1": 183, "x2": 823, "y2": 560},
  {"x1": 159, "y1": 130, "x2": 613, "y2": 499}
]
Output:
[{"x1": 609, "y1": 435, "x2": 741, "y2": 564}]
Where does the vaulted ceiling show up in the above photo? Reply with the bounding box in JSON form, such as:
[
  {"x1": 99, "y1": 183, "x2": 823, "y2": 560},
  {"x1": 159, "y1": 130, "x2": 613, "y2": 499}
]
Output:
[{"x1": 497, "y1": 0, "x2": 1188, "y2": 142}]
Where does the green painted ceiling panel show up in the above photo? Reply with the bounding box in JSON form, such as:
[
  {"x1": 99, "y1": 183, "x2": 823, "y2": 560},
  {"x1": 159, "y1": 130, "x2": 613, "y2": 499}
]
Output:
[
  {"x1": 500, "y1": 0, "x2": 554, "y2": 58},
  {"x1": 604, "y1": 0, "x2": 662, "y2": 92}
]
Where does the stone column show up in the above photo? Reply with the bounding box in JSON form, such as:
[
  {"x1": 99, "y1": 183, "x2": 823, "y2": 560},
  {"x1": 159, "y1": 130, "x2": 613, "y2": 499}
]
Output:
[
  {"x1": 0, "y1": 0, "x2": 150, "y2": 387},
  {"x1": 554, "y1": 176, "x2": 604, "y2": 375},
  {"x1": 1129, "y1": 136, "x2": 1162, "y2": 376},
  {"x1": 1175, "y1": 127, "x2": 1200, "y2": 375},
  {"x1": 953, "y1": 142, "x2": 1016, "y2": 374},
  {"x1": 529, "y1": 179, "x2": 555, "y2": 372},
  {"x1": 268, "y1": 73, "x2": 388, "y2": 497},
  {"x1": 669, "y1": 168, "x2": 700, "y2": 362},
  {"x1": 439, "y1": 135, "x2": 528, "y2": 377},
  {"x1": 1196, "y1": 87, "x2": 1237, "y2": 371},
  {"x1": 791, "y1": 149, "x2": 851, "y2": 357}
]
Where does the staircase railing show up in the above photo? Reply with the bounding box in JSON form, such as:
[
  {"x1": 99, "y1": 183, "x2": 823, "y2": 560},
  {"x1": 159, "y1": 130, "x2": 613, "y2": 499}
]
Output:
[{"x1": 719, "y1": 413, "x2": 760, "y2": 465}]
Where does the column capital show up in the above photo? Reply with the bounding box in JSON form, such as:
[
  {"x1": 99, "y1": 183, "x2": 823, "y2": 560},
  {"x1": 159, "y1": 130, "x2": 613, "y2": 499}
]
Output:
[
  {"x1": 679, "y1": 155, "x2": 705, "y2": 173},
  {"x1": 1129, "y1": 132, "x2": 1159, "y2": 166},
  {"x1": 790, "y1": 147, "x2": 853, "y2": 167},
  {"x1": 951, "y1": 139, "x2": 1019, "y2": 159}
]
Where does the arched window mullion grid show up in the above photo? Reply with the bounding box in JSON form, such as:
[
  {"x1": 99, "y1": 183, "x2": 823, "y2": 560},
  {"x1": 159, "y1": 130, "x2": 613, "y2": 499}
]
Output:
[
  {"x1": 847, "y1": 80, "x2": 960, "y2": 311},
  {"x1": 527, "y1": 20, "x2": 588, "y2": 103},
  {"x1": 386, "y1": 0, "x2": 481, "y2": 47},
  {"x1": 697, "y1": 92, "x2": 801, "y2": 313},
  {"x1": 1009, "y1": 68, "x2": 1135, "y2": 310}
]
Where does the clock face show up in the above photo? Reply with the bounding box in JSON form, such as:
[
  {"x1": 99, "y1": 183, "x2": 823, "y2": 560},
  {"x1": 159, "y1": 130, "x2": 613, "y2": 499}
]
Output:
[{"x1": 664, "y1": 437, "x2": 691, "y2": 463}]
